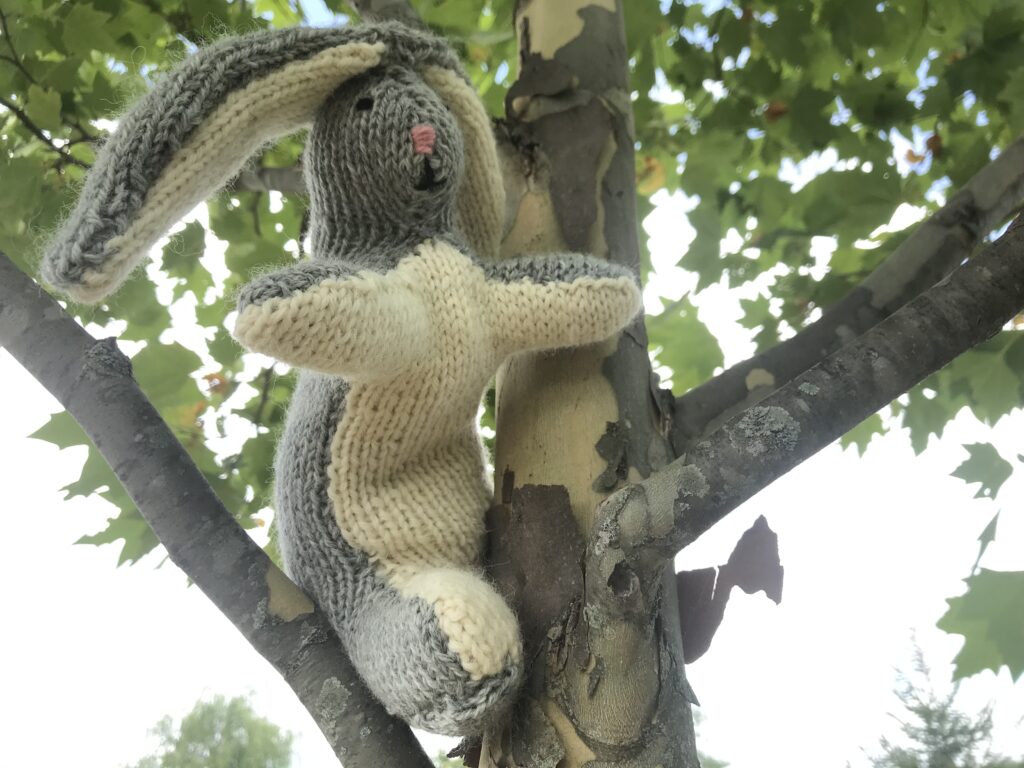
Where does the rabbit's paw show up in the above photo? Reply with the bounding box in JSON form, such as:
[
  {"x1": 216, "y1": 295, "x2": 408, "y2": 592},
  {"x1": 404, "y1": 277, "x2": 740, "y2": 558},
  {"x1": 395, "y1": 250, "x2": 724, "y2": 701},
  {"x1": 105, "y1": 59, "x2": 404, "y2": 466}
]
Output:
[{"x1": 345, "y1": 567, "x2": 522, "y2": 736}]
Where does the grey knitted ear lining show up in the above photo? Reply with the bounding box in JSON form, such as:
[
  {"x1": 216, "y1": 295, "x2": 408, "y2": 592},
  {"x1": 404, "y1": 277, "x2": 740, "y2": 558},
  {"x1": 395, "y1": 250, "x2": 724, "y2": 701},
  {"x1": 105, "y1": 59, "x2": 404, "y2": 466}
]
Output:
[{"x1": 41, "y1": 21, "x2": 645, "y2": 738}]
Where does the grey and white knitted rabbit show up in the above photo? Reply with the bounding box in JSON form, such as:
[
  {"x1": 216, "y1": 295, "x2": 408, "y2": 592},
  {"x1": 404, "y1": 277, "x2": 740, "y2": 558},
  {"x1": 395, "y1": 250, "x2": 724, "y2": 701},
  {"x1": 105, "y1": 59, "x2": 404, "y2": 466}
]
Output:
[{"x1": 42, "y1": 23, "x2": 642, "y2": 735}]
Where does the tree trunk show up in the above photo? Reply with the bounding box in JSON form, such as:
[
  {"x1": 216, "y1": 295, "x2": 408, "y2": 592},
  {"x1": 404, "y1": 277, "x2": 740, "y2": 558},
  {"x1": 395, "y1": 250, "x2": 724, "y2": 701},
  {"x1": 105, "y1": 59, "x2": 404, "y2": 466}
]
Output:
[{"x1": 484, "y1": 2, "x2": 699, "y2": 765}]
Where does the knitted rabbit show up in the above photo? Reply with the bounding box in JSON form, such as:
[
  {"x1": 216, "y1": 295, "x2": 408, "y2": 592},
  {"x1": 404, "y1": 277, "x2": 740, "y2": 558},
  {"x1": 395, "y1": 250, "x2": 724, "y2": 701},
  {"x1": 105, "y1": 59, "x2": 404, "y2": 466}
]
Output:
[{"x1": 42, "y1": 23, "x2": 641, "y2": 736}]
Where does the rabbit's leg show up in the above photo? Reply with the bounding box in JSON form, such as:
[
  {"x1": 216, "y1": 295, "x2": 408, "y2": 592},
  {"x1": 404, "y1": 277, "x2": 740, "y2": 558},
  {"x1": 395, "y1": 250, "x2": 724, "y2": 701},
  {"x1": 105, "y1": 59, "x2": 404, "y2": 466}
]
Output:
[
  {"x1": 233, "y1": 260, "x2": 430, "y2": 376},
  {"x1": 342, "y1": 566, "x2": 522, "y2": 736},
  {"x1": 483, "y1": 254, "x2": 642, "y2": 354}
]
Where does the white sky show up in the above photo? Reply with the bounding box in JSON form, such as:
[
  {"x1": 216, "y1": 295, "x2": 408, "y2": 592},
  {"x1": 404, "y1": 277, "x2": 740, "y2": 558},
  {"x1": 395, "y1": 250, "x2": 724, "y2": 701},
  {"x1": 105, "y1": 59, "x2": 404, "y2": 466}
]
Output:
[{"x1": 1, "y1": 192, "x2": 1022, "y2": 768}]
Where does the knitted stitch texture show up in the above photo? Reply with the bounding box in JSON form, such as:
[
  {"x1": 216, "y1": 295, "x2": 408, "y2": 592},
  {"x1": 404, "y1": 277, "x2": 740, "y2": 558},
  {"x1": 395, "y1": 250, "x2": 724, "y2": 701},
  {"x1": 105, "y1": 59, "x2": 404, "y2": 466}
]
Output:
[
  {"x1": 40, "y1": 23, "x2": 641, "y2": 737},
  {"x1": 41, "y1": 22, "x2": 503, "y2": 300}
]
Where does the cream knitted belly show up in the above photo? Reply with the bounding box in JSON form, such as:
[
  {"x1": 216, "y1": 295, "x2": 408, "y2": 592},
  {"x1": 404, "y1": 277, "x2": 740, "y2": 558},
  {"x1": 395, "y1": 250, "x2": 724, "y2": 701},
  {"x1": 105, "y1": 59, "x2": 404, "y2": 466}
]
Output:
[{"x1": 327, "y1": 385, "x2": 492, "y2": 576}]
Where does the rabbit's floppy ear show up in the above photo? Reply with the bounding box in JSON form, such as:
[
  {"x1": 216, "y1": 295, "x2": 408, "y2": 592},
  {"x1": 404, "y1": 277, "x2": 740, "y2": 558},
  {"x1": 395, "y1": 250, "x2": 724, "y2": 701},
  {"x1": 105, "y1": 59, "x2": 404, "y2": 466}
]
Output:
[
  {"x1": 421, "y1": 66, "x2": 505, "y2": 262},
  {"x1": 42, "y1": 22, "x2": 462, "y2": 304},
  {"x1": 43, "y1": 30, "x2": 385, "y2": 303}
]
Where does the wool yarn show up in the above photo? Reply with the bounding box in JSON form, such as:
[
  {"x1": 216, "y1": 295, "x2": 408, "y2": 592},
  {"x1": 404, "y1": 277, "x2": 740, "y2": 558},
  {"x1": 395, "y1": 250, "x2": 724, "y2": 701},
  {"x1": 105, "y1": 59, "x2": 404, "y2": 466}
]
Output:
[{"x1": 41, "y1": 22, "x2": 641, "y2": 736}]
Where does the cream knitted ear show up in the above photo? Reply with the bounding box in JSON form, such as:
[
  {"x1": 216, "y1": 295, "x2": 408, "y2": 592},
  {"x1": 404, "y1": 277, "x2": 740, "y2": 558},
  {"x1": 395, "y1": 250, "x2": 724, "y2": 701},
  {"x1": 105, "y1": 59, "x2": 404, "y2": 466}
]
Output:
[
  {"x1": 421, "y1": 66, "x2": 505, "y2": 262},
  {"x1": 78, "y1": 42, "x2": 387, "y2": 302}
]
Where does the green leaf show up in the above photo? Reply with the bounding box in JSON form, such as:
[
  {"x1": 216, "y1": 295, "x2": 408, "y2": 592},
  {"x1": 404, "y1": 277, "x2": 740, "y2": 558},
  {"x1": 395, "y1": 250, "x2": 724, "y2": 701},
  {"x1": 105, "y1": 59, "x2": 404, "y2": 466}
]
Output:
[
  {"x1": 997, "y1": 67, "x2": 1024, "y2": 134},
  {"x1": 759, "y1": 3, "x2": 815, "y2": 67},
  {"x1": 24, "y1": 84, "x2": 63, "y2": 132},
  {"x1": 900, "y1": 387, "x2": 952, "y2": 454},
  {"x1": 796, "y1": 168, "x2": 902, "y2": 244},
  {"x1": 102, "y1": 274, "x2": 173, "y2": 343},
  {"x1": 131, "y1": 342, "x2": 204, "y2": 411},
  {"x1": 62, "y1": 448, "x2": 111, "y2": 498},
  {"x1": 0, "y1": 156, "x2": 44, "y2": 227},
  {"x1": 965, "y1": 354, "x2": 1022, "y2": 424},
  {"x1": 420, "y1": 0, "x2": 484, "y2": 34},
  {"x1": 839, "y1": 413, "x2": 886, "y2": 456},
  {"x1": 162, "y1": 221, "x2": 213, "y2": 299},
  {"x1": 647, "y1": 296, "x2": 724, "y2": 393},
  {"x1": 938, "y1": 569, "x2": 1024, "y2": 682},
  {"x1": 77, "y1": 509, "x2": 160, "y2": 566},
  {"x1": 61, "y1": 4, "x2": 119, "y2": 56},
  {"x1": 28, "y1": 410, "x2": 88, "y2": 450},
  {"x1": 224, "y1": 239, "x2": 294, "y2": 277},
  {"x1": 208, "y1": 327, "x2": 242, "y2": 367},
  {"x1": 950, "y1": 442, "x2": 1013, "y2": 499},
  {"x1": 679, "y1": 200, "x2": 722, "y2": 289},
  {"x1": 625, "y1": 0, "x2": 663, "y2": 58},
  {"x1": 783, "y1": 88, "x2": 836, "y2": 149}
]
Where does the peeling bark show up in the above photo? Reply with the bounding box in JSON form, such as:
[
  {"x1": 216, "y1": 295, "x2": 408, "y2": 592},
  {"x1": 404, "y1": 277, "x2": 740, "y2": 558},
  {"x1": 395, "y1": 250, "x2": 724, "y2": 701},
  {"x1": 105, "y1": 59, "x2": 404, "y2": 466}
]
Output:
[
  {"x1": 0, "y1": 255, "x2": 432, "y2": 768},
  {"x1": 490, "y1": 2, "x2": 698, "y2": 766},
  {"x1": 672, "y1": 138, "x2": 1024, "y2": 448}
]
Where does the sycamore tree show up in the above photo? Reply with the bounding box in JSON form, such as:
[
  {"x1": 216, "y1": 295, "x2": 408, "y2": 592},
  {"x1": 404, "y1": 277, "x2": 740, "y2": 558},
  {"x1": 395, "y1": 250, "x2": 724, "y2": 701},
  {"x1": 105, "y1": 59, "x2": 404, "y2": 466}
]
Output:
[{"x1": 0, "y1": 0, "x2": 1022, "y2": 766}]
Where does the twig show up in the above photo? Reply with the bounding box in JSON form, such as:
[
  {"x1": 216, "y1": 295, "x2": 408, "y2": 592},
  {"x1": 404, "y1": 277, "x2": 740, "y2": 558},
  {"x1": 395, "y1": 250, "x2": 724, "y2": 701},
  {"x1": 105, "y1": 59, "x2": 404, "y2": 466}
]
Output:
[
  {"x1": 0, "y1": 93, "x2": 90, "y2": 168},
  {"x1": 0, "y1": 254, "x2": 433, "y2": 768},
  {"x1": 230, "y1": 165, "x2": 305, "y2": 194},
  {"x1": 0, "y1": 9, "x2": 37, "y2": 85},
  {"x1": 252, "y1": 366, "x2": 275, "y2": 425}
]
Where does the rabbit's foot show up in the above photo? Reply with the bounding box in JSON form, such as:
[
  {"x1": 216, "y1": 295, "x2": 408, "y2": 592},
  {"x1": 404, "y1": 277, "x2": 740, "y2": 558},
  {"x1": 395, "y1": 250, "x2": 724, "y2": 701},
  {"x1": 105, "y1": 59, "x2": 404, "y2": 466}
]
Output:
[{"x1": 345, "y1": 566, "x2": 522, "y2": 736}]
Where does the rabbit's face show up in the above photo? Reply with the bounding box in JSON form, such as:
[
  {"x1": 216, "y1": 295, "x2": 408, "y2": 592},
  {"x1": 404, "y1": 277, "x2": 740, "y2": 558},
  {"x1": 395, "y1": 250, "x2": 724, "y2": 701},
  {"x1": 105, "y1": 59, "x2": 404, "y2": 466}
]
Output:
[{"x1": 307, "y1": 66, "x2": 464, "y2": 254}]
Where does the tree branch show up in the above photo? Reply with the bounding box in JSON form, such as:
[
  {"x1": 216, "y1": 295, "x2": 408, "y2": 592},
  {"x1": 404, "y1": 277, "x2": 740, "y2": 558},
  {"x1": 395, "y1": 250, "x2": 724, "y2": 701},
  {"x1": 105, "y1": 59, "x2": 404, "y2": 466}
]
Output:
[
  {"x1": 0, "y1": 9, "x2": 37, "y2": 85},
  {"x1": 230, "y1": 165, "x2": 306, "y2": 194},
  {"x1": 591, "y1": 215, "x2": 1024, "y2": 615},
  {"x1": 0, "y1": 254, "x2": 432, "y2": 768},
  {"x1": 0, "y1": 93, "x2": 90, "y2": 168},
  {"x1": 671, "y1": 138, "x2": 1024, "y2": 449}
]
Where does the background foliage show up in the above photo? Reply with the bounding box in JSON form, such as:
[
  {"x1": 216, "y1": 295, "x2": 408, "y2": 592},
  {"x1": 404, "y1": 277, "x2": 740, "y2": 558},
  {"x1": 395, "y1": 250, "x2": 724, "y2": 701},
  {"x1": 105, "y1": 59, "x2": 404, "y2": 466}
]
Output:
[
  {"x1": 1, "y1": 0, "x2": 1021, "y2": 683},
  {"x1": 129, "y1": 695, "x2": 293, "y2": 768},
  {"x1": 871, "y1": 652, "x2": 1024, "y2": 768}
]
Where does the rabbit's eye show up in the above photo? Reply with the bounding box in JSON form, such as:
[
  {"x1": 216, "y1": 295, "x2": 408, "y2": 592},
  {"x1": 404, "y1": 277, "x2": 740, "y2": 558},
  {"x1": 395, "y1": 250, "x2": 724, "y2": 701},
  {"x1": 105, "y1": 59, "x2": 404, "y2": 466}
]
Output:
[{"x1": 355, "y1": 97, "x2": 374, "y2": 112}]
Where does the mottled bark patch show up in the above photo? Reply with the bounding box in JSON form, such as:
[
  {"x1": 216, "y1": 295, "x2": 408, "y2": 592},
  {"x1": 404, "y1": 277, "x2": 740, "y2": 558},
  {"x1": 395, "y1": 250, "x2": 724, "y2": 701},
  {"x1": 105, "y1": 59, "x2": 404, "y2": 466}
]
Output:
[{"x1": 734, "y1": 405, "x2": 799, "y2": 456}]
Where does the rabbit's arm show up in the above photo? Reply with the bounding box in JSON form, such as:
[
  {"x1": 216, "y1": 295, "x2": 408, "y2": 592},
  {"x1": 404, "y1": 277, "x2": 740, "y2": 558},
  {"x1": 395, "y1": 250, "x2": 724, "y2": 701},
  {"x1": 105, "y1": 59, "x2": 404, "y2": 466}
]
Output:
[
  {"x1": 484, "y1": 255, "x2": 642, "y2": 353},
  {"x1": 234, "y1": 261, "x2": 430, "y2": 376}
]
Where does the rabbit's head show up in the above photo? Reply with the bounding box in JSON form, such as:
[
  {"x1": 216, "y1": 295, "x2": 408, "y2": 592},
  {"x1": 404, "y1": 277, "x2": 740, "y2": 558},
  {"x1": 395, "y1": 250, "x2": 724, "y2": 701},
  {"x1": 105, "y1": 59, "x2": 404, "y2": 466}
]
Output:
[{"x1": 306, "y1": 65, "x2": 465, "y2": 258}]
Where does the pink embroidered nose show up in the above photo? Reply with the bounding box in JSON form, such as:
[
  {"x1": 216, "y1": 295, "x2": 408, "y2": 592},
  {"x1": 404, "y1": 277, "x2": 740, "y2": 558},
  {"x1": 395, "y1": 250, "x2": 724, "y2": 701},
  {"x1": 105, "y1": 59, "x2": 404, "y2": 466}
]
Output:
[{"x1": 411, "y1": 124, "x2": 436, "y2": 155}]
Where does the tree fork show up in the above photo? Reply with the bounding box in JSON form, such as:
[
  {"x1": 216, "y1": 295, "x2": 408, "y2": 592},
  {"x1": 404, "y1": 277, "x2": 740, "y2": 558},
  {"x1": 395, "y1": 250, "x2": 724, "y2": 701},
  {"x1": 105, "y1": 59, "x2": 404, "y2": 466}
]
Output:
[
  {"x1": 0, "y1": 254, "x2": 432, "y2": 768},
  {"x1": 593, "y1": 215, "x2": 1024, "y2": 599},
  {"x1": 488, "y1": 2, "x2": 698, "y2": 766}
]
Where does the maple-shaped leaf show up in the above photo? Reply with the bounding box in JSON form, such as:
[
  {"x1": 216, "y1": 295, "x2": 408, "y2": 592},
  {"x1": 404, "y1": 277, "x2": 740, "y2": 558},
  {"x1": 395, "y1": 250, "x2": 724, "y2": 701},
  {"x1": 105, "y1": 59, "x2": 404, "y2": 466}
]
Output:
[
  {"x1": 677, "y1": 515, "x2": 784, "y2": 663},
  {"x1": 951, "y1": 443, "x2": 1013, "y2": 499},
  {"x1": 937, "y1": 569, "x2": 1024, "y2": 682}
]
